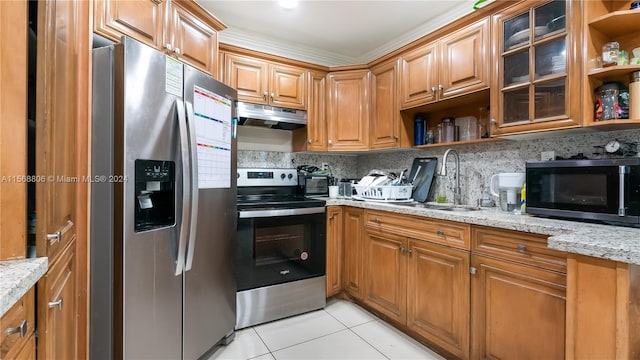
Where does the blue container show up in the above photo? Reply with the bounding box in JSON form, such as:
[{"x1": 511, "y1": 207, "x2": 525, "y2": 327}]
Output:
[{"x1": 414, "y1": 115, "x2": 424, "y2": 145}]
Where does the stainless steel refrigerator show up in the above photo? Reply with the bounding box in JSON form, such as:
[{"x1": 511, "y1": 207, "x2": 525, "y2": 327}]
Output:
[{"x1": 90, "y1": 37, "x2": 237, "y2": 360}]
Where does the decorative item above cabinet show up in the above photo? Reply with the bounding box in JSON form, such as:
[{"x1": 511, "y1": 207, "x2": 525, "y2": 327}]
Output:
[
  {"x1": 490, "y1": 0, "x2": 582, "y2": 136},
  {"x1": 94, "y1": 0, "x2": 225, "y2": 76}
]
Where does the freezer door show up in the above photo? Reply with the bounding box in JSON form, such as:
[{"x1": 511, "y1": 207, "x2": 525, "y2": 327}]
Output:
[
  {"x1": 182, "y1": 64, "x2": 238, "y2": 359},
  {"x1": 120, "y1": 37, "x2": 184, "y2": 359}
]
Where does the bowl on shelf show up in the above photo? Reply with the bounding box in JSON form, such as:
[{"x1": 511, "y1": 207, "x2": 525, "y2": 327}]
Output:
[{"x1": 633, "y1": 47, "x2": 640, "y2": 58}]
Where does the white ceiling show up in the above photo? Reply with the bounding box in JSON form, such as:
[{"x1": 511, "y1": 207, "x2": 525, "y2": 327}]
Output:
[{"x1": 197, "y1": 0, "x2": 479, "y2": 67}]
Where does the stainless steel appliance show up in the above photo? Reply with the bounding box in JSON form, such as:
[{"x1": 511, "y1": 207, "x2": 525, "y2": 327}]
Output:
[
  {"x1": 237, "y1": 101, "x2": 307, "y2": 130},
  {"x1": 236, "y1": 168, "x2": 326, "y2": 329},
  {"x1": 298, "y1": 173, "x2": 330, "y2": 197},
  {"x1": 90, "y1": 37, "x2": 238, "y2": 359},
  {"x1": 526, "y1": 158, "x2": 640, "y2": 227}
]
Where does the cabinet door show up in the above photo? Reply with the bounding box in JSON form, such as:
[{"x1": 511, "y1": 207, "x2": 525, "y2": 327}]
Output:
[
  {"x1": 407, "y1": 240, "x2": 470, "y2": 359},
  {"x1": 303, "y1": 70, "x2": 327, "y2": 151},
  {"x1": 471, "y1": 254, "x2": 565, "y2": 360},
  {"x1": 168, "y1": 1, "x2": 219, "y2": 76},
  {"x1": 400, "y1": 43, "x2": 438, "y2": 109},
  {"x1": 370, "y1": 59, "x2": 401, "y2": 149},
  {"x1": 327, "y1": 70, "x2": 370, "y2": 151},
  {"x1": 94, "y1": 0, "x2": 164, "y2": 49},
  {"x1": 440, "y1": 18, "x2": 490, "y2": 99},
  {"x1": 270, "y1": 64, "x2": 307, "y2": 109},
  {"x1": 326, "y1": 207, "x2": 343, "y2": 297},
  {"x1": 364, "y1": 229, "x2": 406, "y2": 324},
  {"x1": 38, "y1": 242, "x2": 77, "y2": 360},
  {"x1": 0, "y1": 0, "x2": 27, "y2": 260},
  {"x1": 343, "y1": 207, "x2": 364, "y2": 299},
  {"x1": 490, "y1": 0, "x2": 581, "y2": 135},
  {"x1": 224, "y1": 53, "x2": 269, "y2": 104}
]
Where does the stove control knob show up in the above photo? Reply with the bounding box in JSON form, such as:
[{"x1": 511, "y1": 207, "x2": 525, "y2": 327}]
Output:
[
  {"x1": 280, "y1": 173, "x2": 286, "y2": 180},
  {"x1": 288, "y1": 173, "x2": 293, "y2": 179}
]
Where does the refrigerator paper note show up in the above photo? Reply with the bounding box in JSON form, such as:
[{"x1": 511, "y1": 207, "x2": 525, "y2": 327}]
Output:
[
  {"x1": 193, "y1": 85, "x2": 232, "y2": 189},
  {"x1": 165, "y1": 56, "x2": 183, "y2": 97}
]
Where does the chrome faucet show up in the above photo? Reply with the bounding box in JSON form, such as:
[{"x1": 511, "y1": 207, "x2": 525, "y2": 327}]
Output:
[{"x1": 439, "y1": 149, "x2": 461, "y2": 205}]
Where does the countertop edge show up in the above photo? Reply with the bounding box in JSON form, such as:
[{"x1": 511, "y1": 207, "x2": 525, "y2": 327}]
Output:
[
  {"x1": 325, "y1": 198, "x2": 640, "y2": 265},
  {"x1": 0, "y1": 257, "x2": 48, "y2": 317}
]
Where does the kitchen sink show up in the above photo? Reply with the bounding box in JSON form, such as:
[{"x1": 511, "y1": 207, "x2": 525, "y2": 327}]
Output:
[{"x1": 399, "y1": 202, "x2": 481, "y2": 212}]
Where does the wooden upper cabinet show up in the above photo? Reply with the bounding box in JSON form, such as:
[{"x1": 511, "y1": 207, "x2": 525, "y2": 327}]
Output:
[
  {"x1": 440, "y1": 17, "x2": 490, "y2": 99},
  {"x1": 224, "y1": 54, "x2": 307, "y2": 109},
  {"x1": 400, "y1": 17, "x2": 489, "y2": 110},
  {"x1": 94, "y1": 0, "x2": 164, "y2": 49},
  {"x1": 168, "y1": 0, "x2": 220, "y2": 76},
  {"x1": 296, "y1": 70, "x2": 327, "y2": 151},
  {"x1": 490, "y1": 0, "x2": 582, "y2": 136},
  {"x1": 326, "y1": 70, "x2": 370, "y2": 151},
  {"x1": 400, "y1": 43, "x2": 438, "y2": 109},
  {"x1": 270, "y1": 64, "x2": 307, "y2": 109},
  {"x1": 94, "y1": 0, "x2": 225, "y2": 76},
  {"x1": 371, "y1": 59, "x2": 401, "y2": 150},
  {"x1": 224, "y1": 53, "x2": 269, "y2": 103}
]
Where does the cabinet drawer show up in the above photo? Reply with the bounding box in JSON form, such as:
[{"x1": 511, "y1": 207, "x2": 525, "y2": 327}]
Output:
[
  {"x1": 0, "y1": 288, "x2": 35, "y2": 359},
  {"x1": 365, "y1": 210, "x2": 470, "y2": 250},
  {"x1": 471, "y1": 226, "x2": 566, "y2": 273}
]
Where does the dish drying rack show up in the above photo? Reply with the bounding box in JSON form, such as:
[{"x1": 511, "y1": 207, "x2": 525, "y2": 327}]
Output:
[{"x1": 353, "y1": 184, "x2": 413, "y2": 201}]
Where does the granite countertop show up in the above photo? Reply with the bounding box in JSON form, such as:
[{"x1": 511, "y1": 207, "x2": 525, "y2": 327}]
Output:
[
  {"x1": 326, "y1": 198, "x2": 640, "y2": 265},
  {"x1": 0, "y1": 257, "x2": 48, "y2": 317}
]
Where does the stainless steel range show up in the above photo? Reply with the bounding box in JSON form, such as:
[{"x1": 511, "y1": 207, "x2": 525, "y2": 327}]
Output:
[{"x1": 235, "y1": 168, "x2": 326, "y2": 329}]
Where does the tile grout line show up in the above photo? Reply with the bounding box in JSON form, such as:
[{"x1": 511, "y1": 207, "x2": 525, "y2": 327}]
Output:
[
  {"x1": 346, "y1": 320, "x2": 391, "y2": 360},
  {"x1": 248, "y1": 326, "x2": 274, "y2": 360},
  {"x1": 265, "y1": 327, "x2": 353, "y2": 357}
]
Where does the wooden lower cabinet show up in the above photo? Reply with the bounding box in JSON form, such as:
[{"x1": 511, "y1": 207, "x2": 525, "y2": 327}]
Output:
[
  {"x1": 407, "y1": 240, "x2": 470, "y2": 359},
  {"x1": 565, "y1": 254, "x2": 640, "y2": 359},
  {"x1": 364, "y1": 229, "x2": 407, "y2": 324},
  {"x1": 343, "y1": 207, "x2": 364, "y2": 300},
  {"x1": 470, "y1": 254, "x2": 566, "y2": 360},
  {"x1": 37, "y1": 241, "x2": 77, "y2": 360},
  {"x1": 1, "y1": 289, "x2": 35, "y2": 360},
  {"x1": 326, "y1": 206, "x2": 343, "y2": 297}
]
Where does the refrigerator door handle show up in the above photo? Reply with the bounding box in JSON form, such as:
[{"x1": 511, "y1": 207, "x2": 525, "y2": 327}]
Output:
[
  {"x1": 175, "y1": 99, "x2": 191, "y2": 276},
  {"x1": 184, "y1": 100, "x2": 199, "y2": 271}
]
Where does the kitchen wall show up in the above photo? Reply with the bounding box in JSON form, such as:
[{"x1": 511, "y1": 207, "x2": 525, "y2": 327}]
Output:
[{"x1": 239, "y1": 128, "x2": 640, "y2": 205}]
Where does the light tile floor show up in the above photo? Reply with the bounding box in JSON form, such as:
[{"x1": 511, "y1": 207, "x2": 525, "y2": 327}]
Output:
[{"x1": 209, "y1": 299, "x2": 445, "y2": 360}]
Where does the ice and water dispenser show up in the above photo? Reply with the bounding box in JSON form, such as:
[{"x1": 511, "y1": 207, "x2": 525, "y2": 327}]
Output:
[{"x1": 134, "y1": 160, "x2": 175, "y2": 232}]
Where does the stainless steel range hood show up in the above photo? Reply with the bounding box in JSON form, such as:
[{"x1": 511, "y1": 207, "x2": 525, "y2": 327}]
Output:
[{"x1": 237, "y1": 102, "x2": 307, "y2": 130}]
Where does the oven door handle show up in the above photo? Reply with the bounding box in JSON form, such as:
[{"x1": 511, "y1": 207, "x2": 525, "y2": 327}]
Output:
[{"x1": 239, "y1": 207, "x2": 326, "y2": 218}]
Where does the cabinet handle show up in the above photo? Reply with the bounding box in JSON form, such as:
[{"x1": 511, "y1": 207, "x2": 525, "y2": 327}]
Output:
[
  {"x1": 431, "y1": 86, "x2": 437, "y2": 93},
  {"x1": 6, "y1": 320, "x2": 27, "y2": 337},
  {"x1": 469, "y1": 267, "x2": 477, "y2": 275},
  {"x1": 374, "y1": 217, "x2": 380, "y2": 224},
  {"x1": 399, "y1": 247, "x2": 405, "y2": 254},
  {"x1": 48, "y1": 298, "x2": 63, "y2": 310},
  {"x1": 47, "y1": 231, "x2": 61, "y2": 244},
  {"x1": 436, "y1": 230, "x2": 444, "y2": 236},
  {"x1": 393, "y1": 135, "x2": 398, "y2": 141},
  {"x1": 164, "y1": 43, "x2": 173, "y2": 51},
  {"x1": 405, "y1": 248, "x2": 412, "y2": 255},
  {"x1": 328, "y1": 139, "x2": 333, "y2": 145},
  {"x1": 308, "y1": 139, "x2": 312, "y2": 144},
  {"x1": 489, "y1": 118, "x2": 497, "y2": 125},
  {"x1": 270, "y1": 92, "x2": 275, "y2": 101},
  {"x1": 263, "y1": 91, "x2": 268, "y2": 100},
  {"x1": 174, "y1": 47, "x2": 181, "y2": 55},
  {"x1": 438, "y1": 84, "x2": 444, "y2": 92},
  {"x1": 517, "y1": 244, "x2": 526, "y2": 253}
]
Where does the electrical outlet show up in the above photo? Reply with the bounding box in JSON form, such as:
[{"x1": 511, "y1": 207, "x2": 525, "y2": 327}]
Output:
[
  {"x1": 321, "y1": 163, "x2": 329, "y2": 170},
  {"x1": 541, "y1": 151, "x2": 555, "y2": 161}
]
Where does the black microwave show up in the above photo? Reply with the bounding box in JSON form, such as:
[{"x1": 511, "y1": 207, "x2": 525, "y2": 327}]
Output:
[
  {"x1": 526, "y1": 158, "x2": 640, "y2": 227},
  {"x1": 298, "y1": 174, "x2": 329, "y2": 197}
]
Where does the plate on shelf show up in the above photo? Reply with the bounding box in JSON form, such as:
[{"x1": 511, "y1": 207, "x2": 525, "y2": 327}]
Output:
[
  {"x1": 352, "y1": 196, "x2": 414, "y2": 203},
  {"x1": 507, "y1": 26, "x2": 549, "y2": 48},
  {"x1": 511, "y1": 75, "x2": 529, "y2": 83}
]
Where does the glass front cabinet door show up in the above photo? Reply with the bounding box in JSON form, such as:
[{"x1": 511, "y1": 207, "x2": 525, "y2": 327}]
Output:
[{"x1": 491, "y1": 0, "x2": 582, "y2": 136}]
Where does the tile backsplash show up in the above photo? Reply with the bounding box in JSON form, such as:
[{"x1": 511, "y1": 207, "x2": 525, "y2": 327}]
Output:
[{"x1": 239, "y1": 128, "x2": 640, "y2": 205}]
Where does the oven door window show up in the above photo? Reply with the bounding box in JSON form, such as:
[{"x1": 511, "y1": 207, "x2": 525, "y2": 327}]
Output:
[{"x1": 236, "y1": 213, "x2": 326, "y2": 291}]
